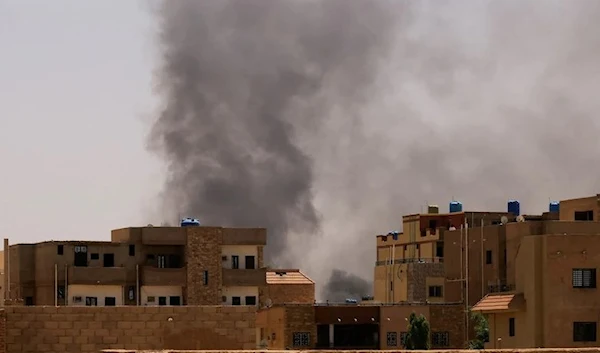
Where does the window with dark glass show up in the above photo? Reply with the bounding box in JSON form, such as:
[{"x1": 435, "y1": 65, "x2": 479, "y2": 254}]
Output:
[
  {"x1": 573, "y1": 268, "x2": 596, "y2": 288},
  {"x1": 509, "y1": 318, "x2": 515, "y2": 337},
  {"x1": 232, "y1": 296, "x2": 241, "y2": 305},
  {"x1": 574, "y1": 322, "x2": 597, "y2": 342}
]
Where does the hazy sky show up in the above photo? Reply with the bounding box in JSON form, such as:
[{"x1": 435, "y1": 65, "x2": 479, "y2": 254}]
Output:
[{"x1": 0, "y1": 1, "x2": 163, "y2": 243}]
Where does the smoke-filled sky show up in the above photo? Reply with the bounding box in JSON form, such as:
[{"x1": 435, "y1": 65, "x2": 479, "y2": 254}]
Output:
[
  {"x1": 149, "y1": 0, "x2": 600, "y2": 300},
  {"x1": 3, "y1": 0, "x2": 600, "y2": 301}
]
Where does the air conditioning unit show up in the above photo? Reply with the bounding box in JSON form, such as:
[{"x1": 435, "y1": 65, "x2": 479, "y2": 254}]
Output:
[{"x1": 72, "y1": 296, "x2": 82, "y2": 303}]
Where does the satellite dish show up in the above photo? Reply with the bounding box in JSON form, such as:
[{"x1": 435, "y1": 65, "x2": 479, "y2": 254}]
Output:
[
  {"x1": 500, "y1": 216, "x2": 508, "y2": 224},
  {"x1": 516, "y1": 215, "x2": 525, "y2": 222},
  {"x1": 265, "y1": 298, "x2": 273, "y2": 308},
  {"x1": 147, "y1": 224, "x2": 154, "y2": 227}
]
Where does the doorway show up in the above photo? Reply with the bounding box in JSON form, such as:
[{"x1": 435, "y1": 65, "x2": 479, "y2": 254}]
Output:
[
  {"x1": 103, "y1": 253, "x2": 115, "y2": 267},
  {"x1": 74, "y1": 246, "x2": 88, "y2": 267}
]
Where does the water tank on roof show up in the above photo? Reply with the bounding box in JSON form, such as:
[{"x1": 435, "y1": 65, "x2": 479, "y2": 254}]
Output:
[
  {"x1": 449, "y1": 201, "x2": 463, "y2": 213},
  {"x1": 508, "y1": 200, "x2": 520, "y2": 216},
  {"x1": 549, "y1": 201, "x2": 560, "y2": 213},
  {"x1": 181, "y1": 218, "x2": 201, "y2": 227},
  {"x1": 428, "y1": 205, "x2": 439, "y2": 214},
  {"x1": 388, "y1": 230, "x2": 399, "y2": 241}
]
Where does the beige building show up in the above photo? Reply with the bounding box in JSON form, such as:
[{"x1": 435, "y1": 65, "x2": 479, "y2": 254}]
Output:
[{"x1": 3, "y1": 223, "x2": 315, "y2": 307}]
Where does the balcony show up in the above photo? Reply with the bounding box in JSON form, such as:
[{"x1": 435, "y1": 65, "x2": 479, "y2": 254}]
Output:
[
  {"x1": 488, "y1": 282, "x2": 515, "y2": 294},
  {"x1": 142, "y1": 266, "x2": 187, "y2": 286},
  {"x1": 375, "y1": 257, "x2": 444, "y2": 266},
  {"x1": 222, "y1": 268, "x2": 267, "y2": 286},
  {"x1": 222, "y1": 228, "x2": 267, "y2": 245},
  {"x1": 141, "y1": 227, "x2": 187, "y2": 245},
  {"x1": 68, "y1": 266, "x2": 127, "y2": 285}
]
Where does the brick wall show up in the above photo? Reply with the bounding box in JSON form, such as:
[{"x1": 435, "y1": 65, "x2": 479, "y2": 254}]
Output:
[
  {"x1": 429, "y1": 304, "x2": 465, "y2": 349},
  {"x1": 259, "y1": 284, "x2": 315, "y2": 306},
  {"x1": 3, "y1": 306, "x2": 256, "y2": 353},
  {"x1": 284, "y1": 306, "x2": 316, "y2": 349},
  {"x1": 102, "y1": 349, "x2": 600, "y2": 353},
  {"x1": 406, "y1": 263, "x2": 445, "y2": 302},
  {"x1": 185, "y1": 227, "x2": 222, "y2": 305}
]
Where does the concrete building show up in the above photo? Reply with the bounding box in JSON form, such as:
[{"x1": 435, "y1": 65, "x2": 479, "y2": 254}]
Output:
[
  {"x1": 256, "y1": 302, "x2": 466, "y2": 349},
  {"x1": 373, "y1": 193, "x2": 600, "y2": 348},
  {"x1": 3, "y1": 222, "x2": 315, "y2": 307}
]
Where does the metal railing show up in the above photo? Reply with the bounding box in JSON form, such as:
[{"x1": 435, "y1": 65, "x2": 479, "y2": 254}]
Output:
[
  {"x1": 375, "y1": 257, "x2": 444, "y2": 266},
  {"x1": 488, "y1": 283, "x2": 515, "y2": 293}
]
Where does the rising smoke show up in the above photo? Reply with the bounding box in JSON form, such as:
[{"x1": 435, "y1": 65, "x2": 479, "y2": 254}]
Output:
[{"x1": 149, "y1": 0, "x2": 600, "y2": 300}]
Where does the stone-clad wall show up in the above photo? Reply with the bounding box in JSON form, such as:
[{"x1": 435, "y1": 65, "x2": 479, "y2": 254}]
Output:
[
  {"x1": 2, "y1": 306, "x2": 256, "y2": 353},
  {"x1": 185, "y1": 227, "x2": 223, "y2": 305},
  {"x1": 406, "y1": 262, "x2": 445, "y2": 301}
]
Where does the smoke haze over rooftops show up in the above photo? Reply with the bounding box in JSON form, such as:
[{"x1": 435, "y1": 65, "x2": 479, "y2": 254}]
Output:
[{"x1": 148, "y1": 0, "x2": 600, "y2": 300}]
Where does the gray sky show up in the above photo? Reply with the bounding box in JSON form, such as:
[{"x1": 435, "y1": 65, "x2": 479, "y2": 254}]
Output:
[{"x1": 0, "y1": 1, "x2": 162, "y2": 243}]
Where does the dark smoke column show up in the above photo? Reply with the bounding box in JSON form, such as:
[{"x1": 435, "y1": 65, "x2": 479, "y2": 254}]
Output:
[{"x1": 148, "y1": 0, "x2": 399, "y2": 298}]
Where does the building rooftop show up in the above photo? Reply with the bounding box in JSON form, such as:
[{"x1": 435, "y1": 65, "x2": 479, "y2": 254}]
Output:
[{"x1": 266, "y1": 269, "x2": 314, "y2": 285}]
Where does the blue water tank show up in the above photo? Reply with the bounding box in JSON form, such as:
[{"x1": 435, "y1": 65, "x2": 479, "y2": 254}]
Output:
[
  {"x1": 508, "y1": 200, "x2": 520, "y2": 216},
  {"x1": 388, "y1": 230, "x2": 399, "y2": 241},
  {"x1": 449, "y1": 201, "x2": 463, "y2": 213},
  {"x1": 549, "y1": 201, "x2": 560, "y2": 213},
  {"x1": 181, "y1": 218, "x2": 201, "y2": 227}
]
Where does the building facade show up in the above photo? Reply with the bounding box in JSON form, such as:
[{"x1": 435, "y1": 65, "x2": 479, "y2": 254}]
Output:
[
  {"x1": 3, "y1": 224, "x2": 314, "y2": 307},
  {"x1": 256, "y1": 303, "x2": 466, "y2": 350}
]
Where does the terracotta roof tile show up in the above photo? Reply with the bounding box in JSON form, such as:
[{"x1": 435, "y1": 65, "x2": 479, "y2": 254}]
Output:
[
  {"x1": 472, "y1": 293, "x2": 525, "y2": 313},
  {"x1": 266, "y1": 270, "x2": 314, "y2": 285}
]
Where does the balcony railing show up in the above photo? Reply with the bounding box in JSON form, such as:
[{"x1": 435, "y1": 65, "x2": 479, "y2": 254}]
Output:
[
  {"x1": 68, "y1": 266, "x2": 127, "y2": 285},
  {"x1": 488, "y1": 283, "x2": 515, "y2": 293},
  {"x1": 375, "y1": 257, "x2": 444, "y2": 266},
  {"x1": 222, "y1": 268, "x2": 266, "y2": 286},
  {"x1": 142, "y1": 266, "x2": 187, "y2": 286}
]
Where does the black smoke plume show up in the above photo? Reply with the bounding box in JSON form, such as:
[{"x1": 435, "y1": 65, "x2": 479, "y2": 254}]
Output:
[
  {"x1": 149, "y1": 0, "x2": 600, "y2": 301},
  {"x1": 149, "y1": 0, "x2": 400, "y2": 300}
]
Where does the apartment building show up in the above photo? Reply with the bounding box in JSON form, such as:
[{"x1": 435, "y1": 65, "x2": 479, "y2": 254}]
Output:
[
  {"x1": 373, "y1": 204, "x2": 513, "y2": 304},
  {"x1": 4, "y1": 221, "x2": 270, "y2": 306},
  {"x1": 473, "y1": 194, "x2": 600, "y2": 348}
]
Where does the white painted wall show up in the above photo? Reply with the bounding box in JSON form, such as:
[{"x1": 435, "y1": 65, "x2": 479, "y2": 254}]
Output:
[
  {"x1": 222, "y1": 286, "x2": 259, "y2": 305},
  {"x1": 140, "y1": 285, "x2": 183, "y2": 305},
  {"x1": 68, "y1": 284, "x2": 123, "y2": 306},
  {"x1": 221, "y1": 245, "x2": 258, "y2": 269}
]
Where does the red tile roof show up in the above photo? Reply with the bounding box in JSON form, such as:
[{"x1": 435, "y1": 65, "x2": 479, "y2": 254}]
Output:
[
  {"x1": 266, "y1": 270, "x2": 314, "y2": 285},
  {"x1": 471, "y1": 293, "x2": 525, "y2": 313}
]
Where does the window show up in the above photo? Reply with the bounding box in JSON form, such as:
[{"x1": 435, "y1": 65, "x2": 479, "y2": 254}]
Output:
[
  {"x1": 245, "y1": 296, "x2": 256, "y2": 306},
  {"x1": 169, "y1": 296, "x2": 181, "y2": 306},
  {"x1": 428, "y1": 285, "x2": 443, "y2": 298},
  {"x1": 127, "y1": 286, "x2": 136, "y2": 301},
  {"x1": 158, "y1": 296, "x2": 167, "y2": 306},
  {"x1": 400, "y1": 332, "x2": 408, "y2": 346},
  {"x1": 25, "y1": 297, "x2": 34, "y2": 306},
  {"x1": 429, "y1": 220, "x2": 437, "y2": 229},
  {"x1": 232, "y1": 296, "x2": 241, "y2": 306},
  {"x1": 203, "y1": 270, "x2": 208, "y2": 285},
  {"x1": 574, "y1": 322, "x2": 597, "y2": 342},
  {"x1": 509, "y1": 318, "x2": 515, "y2": 337},
  {"x1": 105, "y1": 297, "x2": 116, "y2": 306},
  {"x1": 167, "y1": 254, "x2": 181, "y2": 268},
  {"x1": 129, "y1": 244, "x2": 135, "y2": 256},
  {"x1": 386, "y1": 332, "x2": 397, "y2": 346},
  {"x1": 575, "y1": 210, "x2": 594, "y2": 221},
  {"x1": 292, "y1": 332, "x2": 310, "y2": 347},
  {"x1": 486, "y1": 250, "x2": 492, "y2": 265},
  {"x1": 245, "y1": 256, "x2": 255, "y2": 269},
  {"x1": 157, "y1": 255, "x2": 166, "y2": 268},
  {"x1": 435, "y1": 242, "x2": 444, "y2": 257},
  {"x1": 416, "y1": 244, "x2": 420, "y2": 250},
  {"x1": 85, "y1": 297, "x2": 98, "y2": 306},
  {"x1": 232, "y1": 255, "x2": 239, "y2": 269},
  {"x1": 103, "y1": 253, "x2": 115, "y2": 267},
  {"x1": 74, "y1": 246, "x2": 88, "y2": 267},
  {"x1": 431, "y1": 332, "x2": 450, "y2": 347},
  {"x1": 573, "y1": 268, "x2": 596, "y2": 288},
  {"x1": 147, "y1": 296, "x2": 155, "y2": 303},
  {"x1": 90, "y1": 253, "x2": 99, "y2": 260},
  {"x1": 57, "y1": 245, "x2": 63, "y2": 255},
  {"x1": 57, "y1": 285, "x2": 65, "y2": 299}
]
